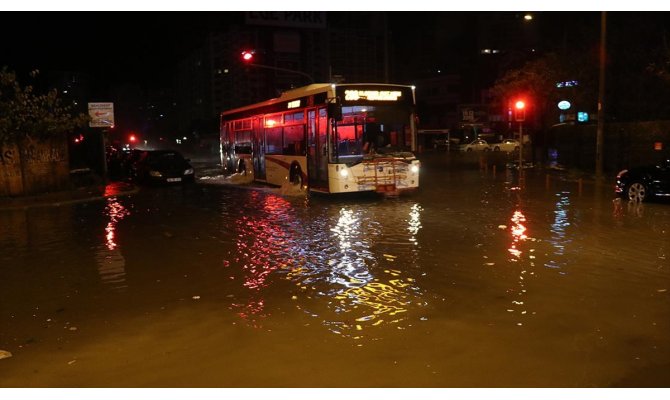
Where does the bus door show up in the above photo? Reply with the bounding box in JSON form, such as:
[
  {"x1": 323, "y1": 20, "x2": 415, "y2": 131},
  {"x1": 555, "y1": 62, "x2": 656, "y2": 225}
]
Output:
[
  {"x1": 252, "y1": 116, "x2": 266, "y2": 179},
  {"x1": 307, "y1": 107, "x2": 329, "y2": 188},
  {"x1": 317, "y1": 107, "x2": 329, "y2": 184}
]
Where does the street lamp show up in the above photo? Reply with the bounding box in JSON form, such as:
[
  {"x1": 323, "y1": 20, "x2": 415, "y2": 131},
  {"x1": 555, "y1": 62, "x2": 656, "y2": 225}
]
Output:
[{"x1": 241, "y1": 49, "x2": 315, "y2": 84}]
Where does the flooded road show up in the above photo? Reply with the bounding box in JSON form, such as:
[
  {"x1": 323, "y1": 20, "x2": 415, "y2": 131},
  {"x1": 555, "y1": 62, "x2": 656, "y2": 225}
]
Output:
[{"x1": 1, "y1": 152, "x2": 669, "y2": 387}]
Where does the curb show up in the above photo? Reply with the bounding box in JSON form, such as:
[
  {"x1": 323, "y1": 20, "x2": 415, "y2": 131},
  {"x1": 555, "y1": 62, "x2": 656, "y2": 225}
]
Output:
[{"x1": 0, "y1": 184, "x2": 140, "y2": 211}]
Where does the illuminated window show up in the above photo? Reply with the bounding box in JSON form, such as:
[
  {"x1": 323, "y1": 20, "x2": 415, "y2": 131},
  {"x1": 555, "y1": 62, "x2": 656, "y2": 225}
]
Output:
[{"x1": 265, "y1": 114, "x2": 282, "y2": 127}]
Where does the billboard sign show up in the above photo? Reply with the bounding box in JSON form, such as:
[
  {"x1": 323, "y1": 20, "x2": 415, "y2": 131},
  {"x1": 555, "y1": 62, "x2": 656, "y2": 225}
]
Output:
[
  {"x1": 246, "y1": 12, "x2": 326, "y2": 29},
  {"x1": 88, "y1": 102, "x2": 115, "y2": 128}
]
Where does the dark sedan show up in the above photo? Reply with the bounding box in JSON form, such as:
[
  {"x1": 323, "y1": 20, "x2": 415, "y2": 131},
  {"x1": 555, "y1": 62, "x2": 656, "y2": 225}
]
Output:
[
  {"x1": 130, "y1": 150, "x2": 195, "y2": 184},
  {"x1": 615, "y1": 158, "x2": 670, "y2": 202}
]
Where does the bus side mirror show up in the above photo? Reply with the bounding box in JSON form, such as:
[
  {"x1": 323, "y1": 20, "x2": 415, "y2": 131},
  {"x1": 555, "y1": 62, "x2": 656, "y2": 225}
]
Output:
[{"x1": 328, "y1": 99, "x2": 342, "y2": 121}]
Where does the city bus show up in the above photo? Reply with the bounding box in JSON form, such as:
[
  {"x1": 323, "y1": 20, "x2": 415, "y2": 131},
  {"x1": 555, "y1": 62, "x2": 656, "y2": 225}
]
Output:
[{"x1": 220, "y1": 83, "x2": 420, "y2": 195}]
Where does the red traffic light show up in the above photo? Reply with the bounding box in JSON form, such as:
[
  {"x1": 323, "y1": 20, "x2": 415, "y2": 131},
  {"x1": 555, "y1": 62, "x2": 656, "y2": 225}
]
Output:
[
  {"x1": 129, "y1": 134, "x2": 137, "y2": 143},
  {"x1": 513, "y1": 100, "x2": 526, "y2": 121},
  {"x1": 241, "y1": 50, "x2": 254, "y2": 62}
]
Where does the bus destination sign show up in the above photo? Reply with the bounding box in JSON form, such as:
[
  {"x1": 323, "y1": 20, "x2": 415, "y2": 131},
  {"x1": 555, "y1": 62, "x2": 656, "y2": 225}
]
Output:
[{"x1": 344, "y1": 90, "x2": 402, "y2": 102}]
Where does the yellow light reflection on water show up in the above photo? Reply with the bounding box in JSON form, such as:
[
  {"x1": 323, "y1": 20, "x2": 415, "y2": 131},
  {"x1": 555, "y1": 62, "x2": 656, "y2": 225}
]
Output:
[
  {"x1": 506, "y1": 209, "x2": 532, "y2": 325},
  {"x1": 321, "y1": 206, "x2": 423, "y2": 337},
  {"x1": 508, "y1": 210, "x2": 528, "y2": 260},
  {"x1": 226, "y1": 199, "x2": 425, "y2": 335}
]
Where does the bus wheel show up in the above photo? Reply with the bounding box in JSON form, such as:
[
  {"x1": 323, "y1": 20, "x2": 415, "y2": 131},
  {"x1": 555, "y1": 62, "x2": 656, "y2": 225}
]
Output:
[{"x1": 290, "y1": 165, "x2": 304, "y2": 188}]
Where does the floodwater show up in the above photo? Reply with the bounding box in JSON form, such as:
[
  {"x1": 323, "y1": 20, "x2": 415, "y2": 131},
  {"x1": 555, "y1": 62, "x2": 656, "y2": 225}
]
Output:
[{"x1": 1, "y1": 152, "x2": 669, "y2": 388}]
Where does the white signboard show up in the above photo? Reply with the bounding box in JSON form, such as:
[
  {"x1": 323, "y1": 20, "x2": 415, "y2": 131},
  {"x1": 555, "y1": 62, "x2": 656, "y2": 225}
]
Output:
[
  {"x1": 88, "y1": 102, "x2": 114, "y2": 128},
  {"x1": 246, "y1": 12, "x2": 326, "y2": 29}
]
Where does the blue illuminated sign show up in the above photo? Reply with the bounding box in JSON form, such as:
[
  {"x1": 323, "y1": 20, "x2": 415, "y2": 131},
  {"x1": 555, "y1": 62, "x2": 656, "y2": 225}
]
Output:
[{"x1": 556, "y1": 80, "x2": 579, "y2": 88}]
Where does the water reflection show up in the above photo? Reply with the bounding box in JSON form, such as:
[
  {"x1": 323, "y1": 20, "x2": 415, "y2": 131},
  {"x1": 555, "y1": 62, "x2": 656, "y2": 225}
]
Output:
[
  {"x1": 545, "y1": 192, "x2": 571, "y2": 270},
  {"x1": 328, "y1": 208, "x2": 374, "y2": 288},
  {"x1": 223, "y1": 194, "x2": 426, "y2": 337},
  {"x1": 508, "y1": 210, "x2": 528, "y2": 260},
  {"x1": 309, "y1": 203, "x2": 424, "y2": 338},
  {"x1": 95, "y1": 197, "x2": 129, "y2": 290},
  {"x1": 408, "y1": 203, "x2": 422, "y2": 242},
  {"x1": 104, "y1": 197, "x2": 130, "y2": 250},
  {"x1": 227, "y1": 192, "x2": 296, "y2": 324},
  {"x1": 506, "y1": 208, "x2": 533, "y2": 326}
]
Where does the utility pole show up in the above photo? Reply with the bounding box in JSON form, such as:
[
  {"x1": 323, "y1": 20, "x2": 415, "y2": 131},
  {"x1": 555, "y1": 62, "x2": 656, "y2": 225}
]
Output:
[
  {"x1": 384, "y1": 12, "x2": 389, "y2": 83},
  {"x1": 596, "y1": 11, "x2": 607, "y2": 179}
]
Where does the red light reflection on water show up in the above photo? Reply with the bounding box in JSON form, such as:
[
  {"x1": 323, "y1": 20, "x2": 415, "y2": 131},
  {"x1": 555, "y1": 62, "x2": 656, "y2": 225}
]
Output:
[
  {"x1": 103, "y1": 182, "x2": 133, "y2": 197},
  {"x1": 508, "y1": 210, "x2": 528, "y2": 259},
  {"x1": 231, "y1": 193, "x2": 293, "y2": 323},
  {"x1": 104, "y1": 198, "x2": 130, "y2": 250}
]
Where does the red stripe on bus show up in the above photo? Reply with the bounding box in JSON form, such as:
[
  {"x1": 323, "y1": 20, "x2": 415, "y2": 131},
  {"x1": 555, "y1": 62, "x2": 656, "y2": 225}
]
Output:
[{"x1": 262, "y1": 156, "x2": 308, "y2": 183}]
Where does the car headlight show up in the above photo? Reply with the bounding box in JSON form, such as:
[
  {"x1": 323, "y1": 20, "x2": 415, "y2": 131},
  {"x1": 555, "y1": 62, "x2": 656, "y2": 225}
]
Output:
[
  {"x1": 149, "y1": 170, "x2": 162, "y2": 177},
  {"x1": 184, "y1": 168, "x2": 194, "y2": 175},
  {"x1": 339, "y1": 168, "x2": 349, "y2": 178}
]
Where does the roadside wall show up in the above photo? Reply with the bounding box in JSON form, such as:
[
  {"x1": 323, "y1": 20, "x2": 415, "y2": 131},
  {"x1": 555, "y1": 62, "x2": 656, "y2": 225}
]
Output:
[
  {"x1": 545, "y1": 121, "x2": 670, "y2": 173},
  {"x1": 0, "y1": 136, "x2": 70, "y2": 197}
]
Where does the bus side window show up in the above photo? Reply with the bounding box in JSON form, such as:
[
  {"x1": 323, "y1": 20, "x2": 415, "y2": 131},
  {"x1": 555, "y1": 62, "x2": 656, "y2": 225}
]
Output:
[
  {"x1": 283, "y1": 125, "x2": 305, "y2": 155},
  {"x1": 265, "y1": 127, "x2": 283, "y2": 154}
]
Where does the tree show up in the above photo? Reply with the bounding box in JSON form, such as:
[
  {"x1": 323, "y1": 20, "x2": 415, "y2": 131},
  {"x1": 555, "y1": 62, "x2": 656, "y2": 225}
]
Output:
[
  {"x1": 489, "y1": 52, "x2": 598, "y2": 134},
  {"x1": 0, "y1": 67, "x2": 88, "y2": 145}
]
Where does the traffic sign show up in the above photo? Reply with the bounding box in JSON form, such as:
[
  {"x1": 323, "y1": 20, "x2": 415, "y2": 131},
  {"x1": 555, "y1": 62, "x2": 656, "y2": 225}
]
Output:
[{"x1": 88, "y1": 102, "x2": 115, "y2": 128}]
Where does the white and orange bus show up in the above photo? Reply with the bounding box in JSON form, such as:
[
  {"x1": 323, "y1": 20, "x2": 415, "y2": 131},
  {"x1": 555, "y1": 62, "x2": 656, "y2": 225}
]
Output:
[{"x1": 220, "y1": 83, "x2": 420, "y2": 195}]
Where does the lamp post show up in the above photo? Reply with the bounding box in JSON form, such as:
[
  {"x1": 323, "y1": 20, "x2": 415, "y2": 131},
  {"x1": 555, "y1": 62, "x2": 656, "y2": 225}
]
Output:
[{"x1": 595, "y1": 12, "x2": 607, "y2": 180}]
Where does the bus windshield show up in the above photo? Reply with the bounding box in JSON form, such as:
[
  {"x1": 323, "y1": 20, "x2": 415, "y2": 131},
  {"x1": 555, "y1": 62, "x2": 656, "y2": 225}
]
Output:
[{"x1": 334, "y1": 105, "x2": 412, "y2": 162}]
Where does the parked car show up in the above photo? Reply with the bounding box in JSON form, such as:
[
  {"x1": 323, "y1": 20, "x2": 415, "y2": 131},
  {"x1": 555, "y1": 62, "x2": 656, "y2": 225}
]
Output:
[
  {"x1": 433, "y1": 138, "x2": 450, "y2": 150},
  {"x1": 459, "y1": 139, "x2": 491, "y2": 152},
  {"x1": 615, "y1": 158, "x2": 670, "y2": 202},
  {"x1": 491, "y1": 139, "x2": 520, "y2": 152},
  {"x1": 129, "y1": 150, "x2": 195, "y2": 184}
]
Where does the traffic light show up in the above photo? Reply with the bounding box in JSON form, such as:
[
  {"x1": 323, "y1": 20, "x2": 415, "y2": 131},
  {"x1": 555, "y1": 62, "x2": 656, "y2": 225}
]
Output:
[
  {"x1": 514, "y1": 100, "x2": 526, "y2": 121},
  {"x1": 241, "y1": 50, "x2": 255, "y2": 62},
  {"x1": 128, "y1": 134, "x2": 137, "y2": 143}
]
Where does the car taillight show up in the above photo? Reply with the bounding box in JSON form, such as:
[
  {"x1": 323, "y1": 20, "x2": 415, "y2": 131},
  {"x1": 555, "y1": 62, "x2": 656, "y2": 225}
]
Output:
[{"x1": 616, "y1": 169, "x2": 628, "y2": 178}]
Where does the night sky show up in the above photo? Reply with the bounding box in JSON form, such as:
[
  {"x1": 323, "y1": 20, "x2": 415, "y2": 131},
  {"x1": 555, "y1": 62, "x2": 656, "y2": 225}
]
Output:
[
  {"x1": 2, "y1": 11, "x2": 669, "y2": 93},
  {"x1": 0, "y1": 12, "x2": 231, "y2": 87}
]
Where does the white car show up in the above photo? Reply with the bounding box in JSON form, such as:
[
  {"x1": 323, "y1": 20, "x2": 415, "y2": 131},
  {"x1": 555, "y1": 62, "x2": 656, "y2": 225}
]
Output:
[
  {"x1": 491, "y1": 139, "x2": 520, "y2": 152},
  {"x1": 459, "y1": 139, "x2": 491, "y2": 152}
]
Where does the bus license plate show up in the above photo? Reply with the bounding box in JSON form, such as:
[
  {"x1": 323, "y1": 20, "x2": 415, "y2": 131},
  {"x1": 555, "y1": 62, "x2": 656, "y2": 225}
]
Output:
[{"x1": 167, "y1": 177, "x2": 182, "y2": 182}]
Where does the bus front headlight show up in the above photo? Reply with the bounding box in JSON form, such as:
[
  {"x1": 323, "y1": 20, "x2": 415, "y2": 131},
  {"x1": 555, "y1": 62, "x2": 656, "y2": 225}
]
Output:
[
  {"x1": 339, "y1": 168, "x2": 349, "y2": 178},
  {"x1": 410, "y1": 164, "x2": 419, "y2": 173}
]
